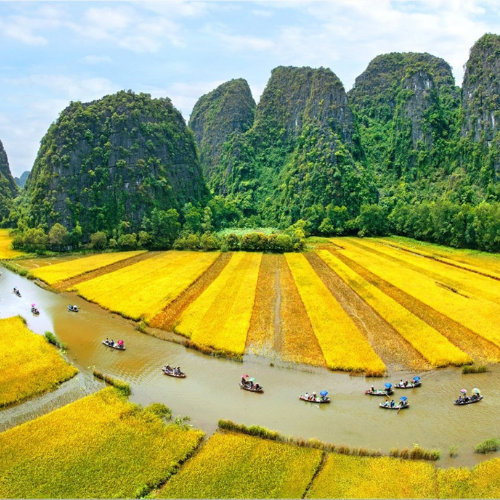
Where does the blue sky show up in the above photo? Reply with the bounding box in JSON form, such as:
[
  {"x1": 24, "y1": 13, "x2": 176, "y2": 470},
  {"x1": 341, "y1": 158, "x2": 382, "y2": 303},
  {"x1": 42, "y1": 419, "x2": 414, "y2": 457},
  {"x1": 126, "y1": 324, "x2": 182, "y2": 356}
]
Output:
[{"x1": 1, "y1": 0, "x2": 500, "y2": 177}]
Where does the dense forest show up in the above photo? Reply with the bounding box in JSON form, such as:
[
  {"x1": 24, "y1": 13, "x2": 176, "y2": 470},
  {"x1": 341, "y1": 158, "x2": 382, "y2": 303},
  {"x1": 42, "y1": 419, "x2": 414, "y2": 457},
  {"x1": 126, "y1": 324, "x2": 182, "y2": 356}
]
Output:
[{"x1": 3, "y1": 33, "x2": 500, "y2": 253}]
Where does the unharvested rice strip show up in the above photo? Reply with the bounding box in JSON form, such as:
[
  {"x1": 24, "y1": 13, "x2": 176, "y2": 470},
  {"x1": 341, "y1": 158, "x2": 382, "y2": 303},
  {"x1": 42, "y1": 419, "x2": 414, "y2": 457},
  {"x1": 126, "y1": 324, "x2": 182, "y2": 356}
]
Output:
[
  {"x1": 246, "y1": 254, "x2": 279, "y2": 355},
  {"x1": 159, "y1": 431, "x2": 323, "y2": 499},
  {"x1": 306, "y1": 252, "x2": 431, "y2": 372},
  {"x1": 149, "y1": 253, "x2": 231, "y2": 332},
  {"x1": 330, "y1": 241, "x2": 500, "y2": 356},
  {"x1": 16, "y1": 255, "x2": 83, "y2": 271},
  {"x1": 305, "y1": 453, "x2": 437, "y2": 499},
  {"x1": 318, "y1": 250, "x2": 472, "y2": 368},
  {"x1": 279, "y1": 256, "x2": 326, "y2": 367},
  {"x1": 327, "y1": 248, "x2": 500, "y2": 364},
  {"x1": 350, "y1": 238, "x2": 500, "y2": 306},
  {"x1": 376, "y1": 237, "x2": 500, "y2": 280},
  {"x1": 177, "y1": 253, "x2": 262, "y2": 355},
  {"x1": 286, "y1": 253, "x2": 386, "y2": 375},
  {"x1": 73, "y1": 252, "x2": 189, "y2": 299},
  {"x1": 0, "y1": 229, "x2": 24, "y2": 259},
  {"x1": 76, "y1": 252, "x2": 219, "y2": 321},
  {"x1": 53, "y1": 251, "x2": 157, "y2": 291}
]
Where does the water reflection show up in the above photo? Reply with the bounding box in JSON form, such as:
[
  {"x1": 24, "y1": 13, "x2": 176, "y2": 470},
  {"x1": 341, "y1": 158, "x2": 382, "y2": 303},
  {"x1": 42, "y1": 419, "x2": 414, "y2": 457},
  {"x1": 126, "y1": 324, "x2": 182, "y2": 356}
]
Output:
[{"x1": 1, "y1": 265, "x2": 500, "y2": 468}]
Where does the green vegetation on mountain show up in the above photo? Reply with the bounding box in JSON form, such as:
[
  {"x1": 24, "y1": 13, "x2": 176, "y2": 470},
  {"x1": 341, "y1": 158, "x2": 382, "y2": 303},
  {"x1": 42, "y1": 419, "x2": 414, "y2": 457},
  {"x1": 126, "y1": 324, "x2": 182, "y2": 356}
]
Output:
[
  {"x1": 0, "y1": 140, "x2": 18, "y2": 224},
  {"x1": 348, "y1": 52, "x2": 460, "y2": 201},
  {"x1": 10, "y1": 34, "x2": 500, "y2": 254},
  {"x1": 206, "y1": 66, "x2": 376, "y2": 231},
  {"x1": 20, "y1": 90, "x2": 208, "y2": 244},
  {"x1": 189, "y1": 79, "x2": 255, "y2": 184}
]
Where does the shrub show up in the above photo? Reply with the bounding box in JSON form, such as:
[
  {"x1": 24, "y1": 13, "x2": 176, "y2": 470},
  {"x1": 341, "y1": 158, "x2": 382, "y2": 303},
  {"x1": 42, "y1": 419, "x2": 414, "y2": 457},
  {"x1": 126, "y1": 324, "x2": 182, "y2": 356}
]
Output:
[
  {"x1": 475, "y1": 438, "x2": 500, "y2": 454},
  {"x1": 89, "y1": 231, "x2": 107, "y2": 249},
  {"x1": 462, "y1": 365, "x2": 488, "y2": 374},
  {"x1": 44, "y1": 331, "x2": 66, "y2": 349}
]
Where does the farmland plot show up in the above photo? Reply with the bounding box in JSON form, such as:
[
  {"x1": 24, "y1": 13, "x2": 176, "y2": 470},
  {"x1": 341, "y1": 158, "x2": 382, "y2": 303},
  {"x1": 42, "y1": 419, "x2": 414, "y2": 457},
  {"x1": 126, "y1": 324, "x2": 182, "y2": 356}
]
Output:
[
  {"x1": 331, "y1": 239, "x2": 500, "y2": 353},
  {"x1": 175, "y1": 252, "x2": 261, "y2": 355},
  {"x1": 160, "y1": 431, "x2": 322, "y2": 499},
  {"x1": 0, "y1": 388, "x2": 204, "y2": 498},
  {"x1": 0, "y1": 317, "x2": 78, "y2": 408},
  {"x1": 318, "y1": 250, "x2": 472, "y2": 367},
  {"x1": 73, "y1": 251, "x2": 219, "y2": 320},
  {"x1": 285, "y1": 253, "x2": 386, "y2": 375},
  {"x1": 31, "y1": 250, "x2": 146, "y2": 285}
]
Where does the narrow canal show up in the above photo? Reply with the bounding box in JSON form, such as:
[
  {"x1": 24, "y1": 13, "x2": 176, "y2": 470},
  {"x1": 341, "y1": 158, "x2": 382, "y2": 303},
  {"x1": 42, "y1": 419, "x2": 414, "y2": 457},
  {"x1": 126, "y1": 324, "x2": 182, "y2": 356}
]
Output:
[{"x1": 1, "y1": 266, "x2": 499, "y2": 468}]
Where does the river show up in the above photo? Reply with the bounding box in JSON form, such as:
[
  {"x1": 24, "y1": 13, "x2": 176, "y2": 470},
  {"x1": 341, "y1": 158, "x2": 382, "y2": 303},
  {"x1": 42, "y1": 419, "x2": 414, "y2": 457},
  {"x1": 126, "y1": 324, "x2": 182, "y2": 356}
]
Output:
[{"x1": 1, "y1": 265, "x2": 499, "y2": 468}]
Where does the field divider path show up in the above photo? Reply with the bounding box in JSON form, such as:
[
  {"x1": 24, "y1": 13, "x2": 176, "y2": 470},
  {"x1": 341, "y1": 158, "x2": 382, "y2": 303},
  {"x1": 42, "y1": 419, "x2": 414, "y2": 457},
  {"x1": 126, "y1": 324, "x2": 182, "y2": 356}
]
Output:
[
  {"x1": 285, "y1": 253, "x2": 386, "y2": 375},
  {"x1": 317, "y1": 250, "x2": 472, "y2": 367},
  {"x1": 330, "y1": 238, "x2": 500, "y2": 358},
  {"x1": 306, "y1": 252, "x2": 432, "y2": 371}
]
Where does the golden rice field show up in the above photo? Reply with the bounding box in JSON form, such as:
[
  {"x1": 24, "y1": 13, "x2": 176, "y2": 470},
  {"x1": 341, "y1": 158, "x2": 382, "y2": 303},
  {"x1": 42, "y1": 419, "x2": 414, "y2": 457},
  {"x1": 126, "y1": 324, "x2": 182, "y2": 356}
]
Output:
[
  {"x1": 286, "y1": 253, "x2": 386, "y2": 375},
  {"x1": 378, "y1": 236, "x2": 500, "y2": 280},
  {"x1": 317, "y1": 250, "x2": 472, "y2": 368},
  {"x1": 175, "y1": 252, "x2": 261, "y2": 355},
  {"x1": 73, "y1": 251, "x2": 220, "y2": 321},
  {"x1": 13, "y1": 232, "x2": 500, "y2": 373},
  {"x1": 159, "y1": 431, "x2": 323, "y2": 499},
  {"x1": 306, "y1": 453, "x2": 437, "y2": 499},
  {"x1": 30, "y1": 250, "x2": 146, "y2": 285},
  {"x1": 331, "y1": 238, "x2": 500, "y2": 356},
  {"x1": 0, "y1": 316, "x2": 78, "y2": 408},
  {"x1": 0, "y1": 387, "x2": 204, "y2": 498},
  {"x1": 437, "y1": 459, "x2": 500, "y2": 499},
  {"x1": 0, "y1": 228, "x2": 24, "y2": 259}
]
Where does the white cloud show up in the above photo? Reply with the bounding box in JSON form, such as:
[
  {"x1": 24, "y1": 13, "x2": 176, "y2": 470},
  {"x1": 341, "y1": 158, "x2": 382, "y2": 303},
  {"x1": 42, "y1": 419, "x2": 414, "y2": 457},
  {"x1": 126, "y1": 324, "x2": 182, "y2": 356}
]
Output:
[
  {"x1": 7, "y1": 74, "x2": 118, "y2": 101},
  {"x1": 82, "y1": 55, "x2": 113, "y2": 65}
]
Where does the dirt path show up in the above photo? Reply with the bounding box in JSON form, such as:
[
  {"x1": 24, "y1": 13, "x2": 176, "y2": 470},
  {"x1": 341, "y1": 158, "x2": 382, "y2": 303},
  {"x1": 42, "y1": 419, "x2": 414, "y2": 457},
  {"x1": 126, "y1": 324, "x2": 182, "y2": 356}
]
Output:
[
  {"x1": 53, "y1": 251, "x2": 160, "y2": 291},
  {"x1": 306, "y1": 252, "x2": 432, "y2": 372},
  {"x1": 329, "y1": 249, "x2": 500, "y2": 365}
]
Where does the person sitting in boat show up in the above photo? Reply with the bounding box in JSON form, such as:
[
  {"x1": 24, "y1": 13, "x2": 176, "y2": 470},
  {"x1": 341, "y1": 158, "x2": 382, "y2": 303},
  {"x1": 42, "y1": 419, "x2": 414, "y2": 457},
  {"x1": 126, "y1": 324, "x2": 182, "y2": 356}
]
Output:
[
  {"x1": 110, "y1": 339, "x2": 115, "y2": 346},
  {"x1": 241, "y1": 376, "x2": 247, "y2": 385},
  {"x1": 254, "y1": 383, "x2": 260, "y2": 390},
  {"x1": 174, "y1": 367, "x2": 181, "y2": 375},
  {"x1": 390, "y1": 400, "x2": 395, "y2": 408},
  {"x1": 304, "y1": 392, "x2": 309, "y2": 400},
  {"x1": 404, "y1": 380, "x2": 409, "y2": 387},
  {"x1": 164, "y1": 364, "x2": 172, "y2": 372},
  {"x1": 370, "y1": 385, "x2": 375, "y2": 393},
  {"x1": 382, "y1": 401, "x2": 389, "y2": 407},
  {"x1": 249, "y1": 380, "x2": 254, "y2": 388}
]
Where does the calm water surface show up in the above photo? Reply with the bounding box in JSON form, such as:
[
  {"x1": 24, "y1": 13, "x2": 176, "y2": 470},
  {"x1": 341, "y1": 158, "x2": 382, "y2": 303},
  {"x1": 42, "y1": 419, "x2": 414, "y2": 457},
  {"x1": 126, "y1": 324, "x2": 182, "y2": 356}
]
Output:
[{"x1": 1, "y1": 266, "x2": 500, "y2": 468}]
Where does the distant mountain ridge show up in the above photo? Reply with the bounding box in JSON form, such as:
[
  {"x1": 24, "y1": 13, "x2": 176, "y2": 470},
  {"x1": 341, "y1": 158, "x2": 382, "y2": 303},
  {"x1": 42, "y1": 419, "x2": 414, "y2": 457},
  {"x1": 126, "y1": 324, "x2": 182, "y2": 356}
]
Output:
[
  {"x1": 15, "y1": 171, "x2": 30, "y2": 188},
  {"x1": 14, "y1": 33, "x2": 500, "y2": 251}
]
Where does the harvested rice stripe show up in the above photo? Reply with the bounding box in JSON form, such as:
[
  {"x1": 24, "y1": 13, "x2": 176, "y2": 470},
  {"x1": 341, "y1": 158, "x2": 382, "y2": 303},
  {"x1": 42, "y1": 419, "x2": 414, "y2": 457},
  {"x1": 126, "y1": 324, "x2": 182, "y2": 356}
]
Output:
[
  {"x1": 280, "y1": 256, "x2": 326, "y2": 367},
  {"x1": 331, "y1": 239, "x2": 500, "y2": 350},
  {"x1": 318, "y1": 250, "x2": 472, "y2": 367},
  {"x1": 177, "y1": 252, "x2": 262, "y2": 355},
  {"x1": 285, "y1": 253, "x2": 386, "y2": 375},
  {"x1": 246, "y1": 254, "x2": 278, "y2": 353}
]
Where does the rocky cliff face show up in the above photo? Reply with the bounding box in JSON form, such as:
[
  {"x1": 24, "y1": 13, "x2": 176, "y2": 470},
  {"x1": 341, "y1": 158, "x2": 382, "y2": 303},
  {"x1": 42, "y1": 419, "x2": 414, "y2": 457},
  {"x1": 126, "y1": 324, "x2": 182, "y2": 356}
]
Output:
[
  {"x1": 461, "y1": 34, "x2": 500, "y2": 180},
  {"x1": 0, "y1": 140, "x2": 18, "y2": 222},
  {"x1": 189, "y1": 79, "x2": 255, "y2": 186},
  {"x1": 25, "y1": 90, "x2": 208, "y2": 238},
  {"x1": 349, "y1": 53, "x2": 459, "y2": 191},
  {"x1": 212, "y1": 66, "x2": 373, "y2": 227}
]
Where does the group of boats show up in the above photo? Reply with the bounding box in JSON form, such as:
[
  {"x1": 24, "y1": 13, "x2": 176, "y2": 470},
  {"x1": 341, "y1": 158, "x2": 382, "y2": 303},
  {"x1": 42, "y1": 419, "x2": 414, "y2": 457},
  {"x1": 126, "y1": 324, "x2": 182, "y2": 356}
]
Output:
[{"x1": 365, "y1": 376, "x2": 483, "y2": 409}]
